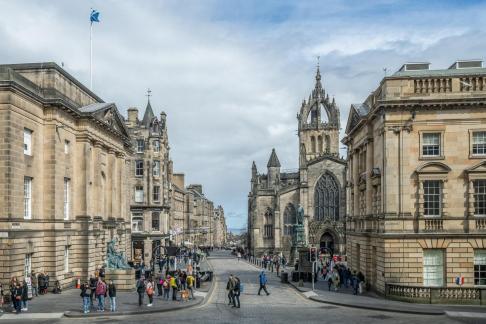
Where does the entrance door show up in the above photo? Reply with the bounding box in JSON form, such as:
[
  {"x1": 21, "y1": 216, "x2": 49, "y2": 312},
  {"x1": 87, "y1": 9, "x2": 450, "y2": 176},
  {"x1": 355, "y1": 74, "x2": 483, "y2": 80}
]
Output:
[
  {"x1": 133, "y1": 240, "x2": 144, "y2": 264},
  {"x1": 319, "y1": 232, "x2": 334, "y2": 256}
]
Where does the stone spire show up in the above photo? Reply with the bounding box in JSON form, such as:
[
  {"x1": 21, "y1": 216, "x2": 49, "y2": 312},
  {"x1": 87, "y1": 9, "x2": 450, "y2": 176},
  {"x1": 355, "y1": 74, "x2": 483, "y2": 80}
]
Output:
[
  {"x1": 312, "y1": 61, "x2": 324, "y2": 99},
  {"x1": 267, "y1": 148, "x2": 281, "y2": 168},
  {"x1": 141, "y1": 88, "x2": 155, "y2": 127}
]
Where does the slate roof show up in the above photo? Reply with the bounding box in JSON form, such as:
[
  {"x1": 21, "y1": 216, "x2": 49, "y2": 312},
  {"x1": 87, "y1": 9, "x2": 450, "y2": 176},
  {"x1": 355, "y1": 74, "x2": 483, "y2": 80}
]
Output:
[
  {"x1": 79, "y1": 102, "x2": 113, "y2": 113},
  {"x1": 267, "y1": 148, "x2": 281, "y2": 168},
  {"x1": 141, "y1": 100, "x2": 155, "y2": 127},
  {"x1": 351, "y1": 103, "x2": 370, "y2": 117}
]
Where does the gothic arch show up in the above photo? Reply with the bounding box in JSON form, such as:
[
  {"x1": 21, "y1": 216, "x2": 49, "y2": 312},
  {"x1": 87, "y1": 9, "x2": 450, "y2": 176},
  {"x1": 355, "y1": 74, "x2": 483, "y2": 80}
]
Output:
[
  {"x1": 283, "y1": 204, "x2": 296, "y2": 236},
  {"x1": 314, "y1": 172, "x2": 340, "y2": 221}
]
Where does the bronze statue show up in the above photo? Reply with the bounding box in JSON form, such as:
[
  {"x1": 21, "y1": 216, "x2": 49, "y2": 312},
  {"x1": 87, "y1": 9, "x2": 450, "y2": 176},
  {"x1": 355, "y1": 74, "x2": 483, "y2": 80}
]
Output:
[{"x1": 106, "y1": 238, "x2": 131, "y2": 270}]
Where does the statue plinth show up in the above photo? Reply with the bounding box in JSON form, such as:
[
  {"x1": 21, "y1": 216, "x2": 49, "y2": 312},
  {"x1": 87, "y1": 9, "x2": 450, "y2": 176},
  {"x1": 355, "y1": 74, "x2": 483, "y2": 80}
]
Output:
[
  {"x1": 105, "y1": 268, "x2": 135, "y2": 291},
  {"x1": 293, "y1": 224, "x2": 306, "y2": 248}
]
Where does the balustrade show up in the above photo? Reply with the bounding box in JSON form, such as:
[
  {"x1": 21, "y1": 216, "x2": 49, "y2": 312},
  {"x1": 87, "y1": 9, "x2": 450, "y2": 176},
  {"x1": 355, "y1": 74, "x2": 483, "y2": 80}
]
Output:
[{"x1": 386, "y1": 284, "x2": 486, "y2": 305}]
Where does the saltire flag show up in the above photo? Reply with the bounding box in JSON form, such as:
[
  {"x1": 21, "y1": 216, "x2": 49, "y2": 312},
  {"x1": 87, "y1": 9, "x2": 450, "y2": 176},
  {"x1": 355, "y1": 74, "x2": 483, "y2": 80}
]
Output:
[{"x1": 90, "y1": 9, "x2": 100, "y2": 24}]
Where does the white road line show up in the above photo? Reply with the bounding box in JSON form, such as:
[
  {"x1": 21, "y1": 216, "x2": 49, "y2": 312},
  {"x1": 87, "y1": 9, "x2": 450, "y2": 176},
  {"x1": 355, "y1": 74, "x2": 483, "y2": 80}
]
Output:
[
  {"x1": 0, "y1": 312, "x2": 64, "y2": 320},
  {"x1": 446, "y1": 311, "x2": 486, "y2": 318}
]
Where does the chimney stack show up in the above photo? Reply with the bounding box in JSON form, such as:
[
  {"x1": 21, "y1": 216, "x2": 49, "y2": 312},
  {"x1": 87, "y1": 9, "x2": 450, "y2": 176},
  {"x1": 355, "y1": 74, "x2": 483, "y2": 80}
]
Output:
[{"x1": 127, "y1": 107, "x2": 138, "y2": 126}]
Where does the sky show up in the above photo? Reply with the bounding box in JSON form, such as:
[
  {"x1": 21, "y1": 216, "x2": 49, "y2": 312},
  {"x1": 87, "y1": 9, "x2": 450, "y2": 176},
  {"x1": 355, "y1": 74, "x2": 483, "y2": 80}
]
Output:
[{"x1": 2, "y1": 0, "x2": 486, "y2": 231}]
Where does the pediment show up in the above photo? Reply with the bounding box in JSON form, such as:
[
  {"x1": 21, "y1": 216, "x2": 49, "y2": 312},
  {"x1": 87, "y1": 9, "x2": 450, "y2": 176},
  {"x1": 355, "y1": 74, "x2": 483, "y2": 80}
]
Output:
[
  {"x1": 466, "y1": 161, "x2": 486, "y2": 173},
  {"x1": 416, "y1": 162, "x2": 451, "y2": 174},
  {"x1": 345, "y1": 106, "x2": 361, "y2": 134}
]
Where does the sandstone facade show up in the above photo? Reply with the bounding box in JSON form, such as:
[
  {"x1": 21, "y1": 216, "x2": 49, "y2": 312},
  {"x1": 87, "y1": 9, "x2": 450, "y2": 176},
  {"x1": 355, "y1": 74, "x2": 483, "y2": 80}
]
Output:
[
  {"x1": 343, "y1": 60, "x2": 486, "y2": 294},
  {"x1": 0, "y1": 63, "x2": 132, "y2": 288}
]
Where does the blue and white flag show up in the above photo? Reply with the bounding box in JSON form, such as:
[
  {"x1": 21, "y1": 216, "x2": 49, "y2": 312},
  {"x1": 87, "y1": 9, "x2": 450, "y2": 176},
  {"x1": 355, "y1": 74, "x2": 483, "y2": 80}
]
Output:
[{"x1": 90, "y1": 9, "x2": 100, "y2": 24}]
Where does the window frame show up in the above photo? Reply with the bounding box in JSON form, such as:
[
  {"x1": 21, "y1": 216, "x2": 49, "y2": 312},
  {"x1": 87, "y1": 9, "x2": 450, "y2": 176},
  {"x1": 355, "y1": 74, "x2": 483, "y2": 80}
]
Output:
[
  {"x1": 136, "y1": 139, "x2": 145, "y2": 153},
  {"x1": 470, "y1": 130, "x2": 486, "y2": 158},
  {"x1": 24, "y1": 128, "x2": 32, "y2": 156},
  {"x1": 64, "y1": 140, "x2": 70, "y2": 155},
  {"x1": 474, "y1": 250, "x2": 486, "y2": 286},
  {"x1": 134, "y1": 186, "x2": 144, "y2": 203},
  {"x1": 24, "y1": 177, "x2": 32, "y2": 219},
  {"x1": 151, "y1": 212, "x2": 160, "y2": 232},
  {"x1": 420, "y1": 132, "x2": 443, "y2": 159},
  {"x1": 64, "y1": 246, "x2": 70, "y2": 273},
  {"x1": 131, "y1": 214, "x2": 144, "y2": 232},
  {"x1": 423, "y1": 180, "x2": 442, "y2": 217},
  {"x1": 423, "y1": 249, "x2": 445, "y2": 287},
  {"x1": 64, "y1": 178, "x2": 70, "y2": 220},
  {"x1": 153, "y1": 160, "x2": 160, "y2": 177},
  {"x1": 153, "y1": 140, "x2": 160, "y2": 153},
  {"x1": 135, "y1": 160, "x2": 144, "y2": 177},
  {"x1": 153, "y1": 185, "x2": 160, "y2": 202}
]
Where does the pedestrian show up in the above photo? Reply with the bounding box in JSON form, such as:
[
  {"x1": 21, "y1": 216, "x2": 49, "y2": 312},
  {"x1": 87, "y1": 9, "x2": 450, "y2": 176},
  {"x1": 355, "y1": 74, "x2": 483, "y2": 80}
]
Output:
[
  {"x1": 326, "y1": 271, "x2": 333, "y2": 291},
  {"x1": 237, "y1": 252, "x2": 241, "y2": 262},
  {"x1": 357, "y1": 271, "x2": 365, "y2": 294},
  {"x1": 186, "y1": 274, "x2": 195, "y2": 300},
  {"x1": 89, "y1": 275, "x2": 97, "y2": 308},
  {"x1": 180, "y1": 271, "x2": 187, "y2": 290},
  {"x1": 170, "y1": 274, "x2": 178, "y2": 301},
  {"x1": 332, "y1": 269, "x2": 340, "y2": 292},
  {"x1": 95, "y1": 278, "x2": 107, "y2": 312},
  {"x1": 232, "y1": 276, "x2": 241, "y2": 308},
  {"x1": 157, "y1": 276, "x2": 163, "y2": 296},
  {"x1": 21, "y1": 280, "x2": 28, "y2": 311},
  {"x1": 53, "y1": 280, "x2": 62, "y2": 294},
  {"x1": 13, "y1": 282, "x2": 22, "y2": 314},
  {"x1": 163, "y1": 276, "x2": 170, "y2": 300},
  {"x1": 38, "y1": 273, "x2": 45, "y2": 295},
  {"x1": 351, "y1": 271, "x2": 359, "y2": 295},
  {"x1": 146, "y1": 278, "x2": 154, "y2": 307},
  {"x1": 257, "y1": 271, "x2": 270, "y2": 296},
  {"x1": 136, "y1": 277, "x2": 145, "y2": 306},
  {"x1": 108, "y1": 280, "x2": 116, "y2": 312},
  {"x1": 31, "y1": 271, "x2": 38, "y2": 297},
  {"x1": 226, "y1": 274, "x2": 235, "y2": 305},
  {"x1": 80, "y1": 281, "x2": 90, "y2": 314}
]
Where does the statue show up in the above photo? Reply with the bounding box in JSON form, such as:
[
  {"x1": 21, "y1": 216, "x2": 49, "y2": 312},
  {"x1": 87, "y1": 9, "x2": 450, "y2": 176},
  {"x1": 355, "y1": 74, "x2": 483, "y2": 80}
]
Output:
[
  {"x1": 106, "y1": 238, "x2": 131, "y2": 270},
  {"x1": 293, "y1": 204, "x2": 306, "y2": 247}
]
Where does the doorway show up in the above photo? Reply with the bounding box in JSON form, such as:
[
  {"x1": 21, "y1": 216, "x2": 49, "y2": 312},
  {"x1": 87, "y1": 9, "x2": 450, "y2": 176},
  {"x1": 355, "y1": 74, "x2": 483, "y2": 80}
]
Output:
[{"x1": 319, "y1": 232, "x2": 335, "y2": 256}]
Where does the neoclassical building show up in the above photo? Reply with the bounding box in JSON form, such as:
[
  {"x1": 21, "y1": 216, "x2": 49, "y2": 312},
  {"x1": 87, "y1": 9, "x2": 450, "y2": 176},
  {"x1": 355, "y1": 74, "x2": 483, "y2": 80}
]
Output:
[
  {"x1": 343, "y1": 60, "x2": 486, "y2": 296},
  {"x1": 248, "y1": 68, "x2": 346, "y2": 259},
  {"x1": 125, "y1": 98, "x2": 172, "y2": 265},
  {"x1": 0, "y1": 63, "x2": 132, "y2": 287}
]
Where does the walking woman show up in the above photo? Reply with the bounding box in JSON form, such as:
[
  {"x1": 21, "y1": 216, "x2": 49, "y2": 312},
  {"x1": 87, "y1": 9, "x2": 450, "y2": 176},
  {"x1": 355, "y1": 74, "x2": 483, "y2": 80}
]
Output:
[
  {"x1": 146, "y1": 278, "x2": 154, "y2": 307},
  {"x1": 80, "y1": 282, "x2": 90, "y2": 314}
]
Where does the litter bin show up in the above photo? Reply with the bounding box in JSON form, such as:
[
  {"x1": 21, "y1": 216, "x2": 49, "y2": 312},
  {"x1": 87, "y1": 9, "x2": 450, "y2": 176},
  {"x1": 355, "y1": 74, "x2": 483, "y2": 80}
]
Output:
[{"x1": 281, "y1": 272, "x2": 289, "y2": 283}]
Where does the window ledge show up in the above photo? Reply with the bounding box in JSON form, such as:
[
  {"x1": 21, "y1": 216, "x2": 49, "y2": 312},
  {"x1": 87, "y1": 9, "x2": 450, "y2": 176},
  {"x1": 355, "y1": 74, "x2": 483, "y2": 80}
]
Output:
[
  {"x1": 469, "y1": 154, "x2": 486, "y2": 159},
  {"x1": 419, "y1": 156, "x2": 445, "y2": 161}
]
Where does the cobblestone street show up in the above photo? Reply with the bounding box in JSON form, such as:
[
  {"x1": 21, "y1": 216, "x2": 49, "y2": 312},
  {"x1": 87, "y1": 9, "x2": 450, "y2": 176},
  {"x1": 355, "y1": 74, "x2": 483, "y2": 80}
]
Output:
[{"x1": 8, "y1": 251, "x2": 473, "y2": 324}]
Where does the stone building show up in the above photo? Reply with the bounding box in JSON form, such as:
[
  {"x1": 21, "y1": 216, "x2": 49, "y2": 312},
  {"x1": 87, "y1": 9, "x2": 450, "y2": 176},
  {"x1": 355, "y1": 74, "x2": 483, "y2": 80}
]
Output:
[
  {"x1": 170, "y1": 173, "x2": 187, "y2": 246},
  {"x1": 248, "y1": 67, "x2": 346, "y2": 259},
  {"x1": 125, "y1": 98, "x2": 172, "y2": 266},
  {"x1": 343, "y1": 60, "x2": 486, "y2": 295},
  {"x1": 212, "y1": 205, "x2": 227, "y2": 248},
  {"x1": 186, "y1": 185, "x2": 214, "y2": 247},
  {"x1": 0, "y1": 62, "x2": 132, "y2": 287}
]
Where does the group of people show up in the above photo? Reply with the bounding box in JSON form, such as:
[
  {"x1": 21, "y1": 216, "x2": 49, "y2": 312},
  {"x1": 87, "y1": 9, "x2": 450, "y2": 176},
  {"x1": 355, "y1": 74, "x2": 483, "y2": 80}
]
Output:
[
  {"x1": 135, "y1": 269, "x2": 196, "y2": 307},
  {"x1": 80, "y1": 277, "x2": 116, "y2": 314},
  {"x1": 226, "y1": 274, "x2": 241, "y2": 308},
  {"x1": 319, "y1": 262, "x2": 365, "y2": 295},
  {"x1": 1, "y1": 271, "x2": 61, "y2": 314}
]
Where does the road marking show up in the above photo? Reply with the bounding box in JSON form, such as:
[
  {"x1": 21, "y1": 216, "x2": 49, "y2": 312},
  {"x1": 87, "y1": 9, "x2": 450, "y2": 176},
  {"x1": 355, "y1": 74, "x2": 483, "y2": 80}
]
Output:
[
  {"x1": 302, "y1": 291, "x2": 318, "y2": 298},
  {"x1": 0, "y1": 313, "x2": 64, "y2": 320},
  {"x1": 446, "y1": 311, "x2": 486, "y2": 318},
  {"x1": 194, "y1": 291, "x2": 208, "y2": 297}
]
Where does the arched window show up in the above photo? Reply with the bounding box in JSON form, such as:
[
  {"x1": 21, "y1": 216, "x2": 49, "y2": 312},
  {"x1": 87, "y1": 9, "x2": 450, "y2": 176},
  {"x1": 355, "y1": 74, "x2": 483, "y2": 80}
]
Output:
[
  {"x1": 264, "y1": 209, "x2": 274, "y2": 238},
  {"x1": 320, "y1": 103, "x2": 329, "y2": 124},
  {"x1": 311, "y1": 136, "x2": 316, "y2": 153},
  {"x1": 317, "y1": 136, "x2": 323, "y2": 153},
  {"x1": 283, "y1": 204, "x2": 296, "y2": 236},
  {"x1": 325, "y1": 135, "x2": 331, "y2": 153},
  {"x1": 314, "y1": 173, "x2": 339, "y2": 221}
]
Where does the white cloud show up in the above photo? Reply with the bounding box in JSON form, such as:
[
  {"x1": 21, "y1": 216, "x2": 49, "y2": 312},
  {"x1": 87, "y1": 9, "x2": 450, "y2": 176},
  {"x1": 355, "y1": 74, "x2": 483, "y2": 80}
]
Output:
[{"x1": 1, "y1": 0, "x2": 485, "y2": 229}]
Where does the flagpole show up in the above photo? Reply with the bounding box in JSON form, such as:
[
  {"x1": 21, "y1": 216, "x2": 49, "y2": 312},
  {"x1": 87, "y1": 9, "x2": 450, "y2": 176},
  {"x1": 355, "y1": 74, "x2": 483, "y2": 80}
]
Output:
[{"x1": 90, "y1": 21, "x2": 93, "y2": 90}]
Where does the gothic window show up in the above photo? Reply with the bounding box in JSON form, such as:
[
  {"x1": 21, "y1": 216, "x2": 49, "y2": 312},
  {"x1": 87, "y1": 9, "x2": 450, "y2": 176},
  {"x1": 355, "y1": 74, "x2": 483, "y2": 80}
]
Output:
[
  {"x1": 264, "y1": 209, "x2": 274, "y2": 238},
  {"x1": 325, "y1": 135, "x2": 331, "y2": 153},
  {"x1": 320, "y1": 103, "x2": 329, "y2": 123},
  {"x1": 314, "y1": 173, "x2": 339, "y2": 221},
  {"x1": 283, "y1": 204, "x2": 296, "y2": 236},
  {"x1": 311, "y1": 136, "x2": 316, "y2": 153},
  {"x1": 317, "y1": 136, "x2": 323, "y2": 153}
]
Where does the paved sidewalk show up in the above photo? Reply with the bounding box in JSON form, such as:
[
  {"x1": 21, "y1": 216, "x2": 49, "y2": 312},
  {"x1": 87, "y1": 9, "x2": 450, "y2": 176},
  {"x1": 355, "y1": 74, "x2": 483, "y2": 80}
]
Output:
[
  {"x1": 244, "y1": 258, "x2": 486, "y2": 316},
  {"x1": 0, "y1": 258, "x2": 214, "y2": 319}
]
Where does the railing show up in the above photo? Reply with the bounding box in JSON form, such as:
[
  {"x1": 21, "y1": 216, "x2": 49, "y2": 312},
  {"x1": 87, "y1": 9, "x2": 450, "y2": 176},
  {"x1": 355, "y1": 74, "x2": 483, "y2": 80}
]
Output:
[
  {"x1": 424, "y1": 219, "x2": 443, "y2": 231},
  {"x1": 414, "y1": 78, "x2": 452, "y2": 94},
  {"x1": 386, "y1": 284, "x2": 486, "y2": 305},
  {"x1": 460, "y1": 77, "x2": 486, "y2": 92},
  {"x1": 476, "y1": 218, "x2": 486, "y2": 230}
]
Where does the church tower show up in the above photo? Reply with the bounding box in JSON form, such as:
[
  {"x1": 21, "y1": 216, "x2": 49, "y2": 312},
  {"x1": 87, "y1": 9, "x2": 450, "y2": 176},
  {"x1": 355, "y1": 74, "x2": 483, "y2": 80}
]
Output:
[{"x1": 297, "y1": 65, "x2": 340, "y2": 165}]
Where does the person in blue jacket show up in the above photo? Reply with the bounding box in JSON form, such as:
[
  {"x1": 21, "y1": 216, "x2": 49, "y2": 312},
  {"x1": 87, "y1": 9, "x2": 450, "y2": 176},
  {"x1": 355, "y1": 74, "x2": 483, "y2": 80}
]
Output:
[{"x1": 258, "y1": 271, "x2": 270, "y2": 296}]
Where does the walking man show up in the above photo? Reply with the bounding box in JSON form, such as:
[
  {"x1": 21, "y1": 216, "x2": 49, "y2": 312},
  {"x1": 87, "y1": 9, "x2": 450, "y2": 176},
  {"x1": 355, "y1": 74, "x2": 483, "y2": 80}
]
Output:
[
  {"x1": 136, "y1": 277, "x2": 145, "y2": 306},
  {"x1": 226, "y1": 274, "x2": 235, "y2": 305},
  {"x1": 232, "y1": 276, "x2": 241, "y2": 308},
  {"x1": 257, "y1": 271, "x2": 270, "y2": 296},
  {"x1": 108, "y1": 280, "x2": 116, "y2": 312}
]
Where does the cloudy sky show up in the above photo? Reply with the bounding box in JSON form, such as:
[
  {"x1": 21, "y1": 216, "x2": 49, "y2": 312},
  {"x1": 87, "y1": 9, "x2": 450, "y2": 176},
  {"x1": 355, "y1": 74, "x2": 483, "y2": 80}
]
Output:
[{"x1": 2, "y1": 0, "x2": 486, "y2": 230}]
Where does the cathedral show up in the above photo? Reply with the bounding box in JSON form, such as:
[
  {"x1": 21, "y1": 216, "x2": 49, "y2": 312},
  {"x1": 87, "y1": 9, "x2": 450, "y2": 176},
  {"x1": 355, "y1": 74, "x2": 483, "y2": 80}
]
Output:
[{"x1": 247, "y1": 67, "x2": 346, "y2": 260}]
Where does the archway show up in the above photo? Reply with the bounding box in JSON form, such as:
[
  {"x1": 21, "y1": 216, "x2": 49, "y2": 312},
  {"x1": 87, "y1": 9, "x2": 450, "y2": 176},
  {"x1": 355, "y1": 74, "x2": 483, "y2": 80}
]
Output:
[{"x1": 319, "y1": 232, "x2": 335, "y2": 256}]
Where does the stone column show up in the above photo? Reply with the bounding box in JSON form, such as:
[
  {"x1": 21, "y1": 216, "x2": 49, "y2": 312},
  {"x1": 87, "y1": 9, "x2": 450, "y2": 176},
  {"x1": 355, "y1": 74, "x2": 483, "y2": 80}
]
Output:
[{"x1": 365, "y1": 140, "x2": 374, "y2": 216}]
